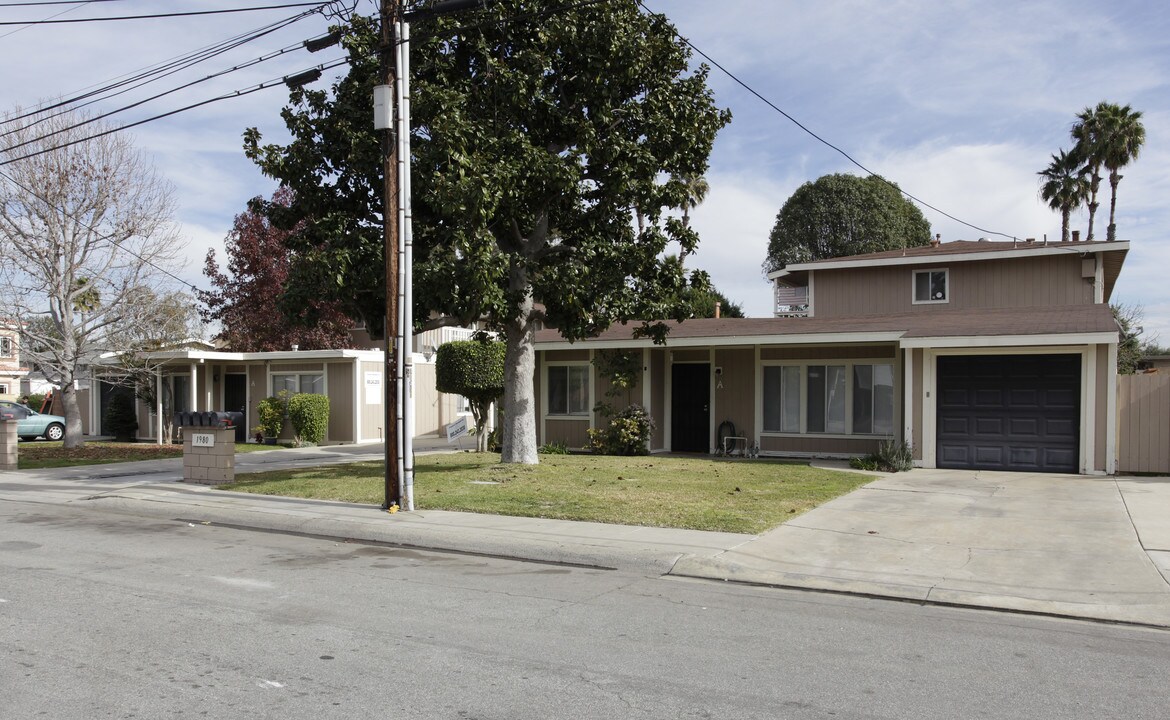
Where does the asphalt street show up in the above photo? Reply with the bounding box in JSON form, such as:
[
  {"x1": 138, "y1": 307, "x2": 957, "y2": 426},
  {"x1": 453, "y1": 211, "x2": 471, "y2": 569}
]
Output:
[{"x1": 2, "y1": 499, "x2": 1168, "y2": 719}]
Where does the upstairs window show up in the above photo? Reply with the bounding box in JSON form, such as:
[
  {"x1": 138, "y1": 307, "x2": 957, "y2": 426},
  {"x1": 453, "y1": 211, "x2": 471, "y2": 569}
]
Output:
[
  {"x1": 913, "y1": 269, "x2": 948, "y2": 304},
  {"x1": 0, "y1": 337, "x2": 12, "y2": 357}
]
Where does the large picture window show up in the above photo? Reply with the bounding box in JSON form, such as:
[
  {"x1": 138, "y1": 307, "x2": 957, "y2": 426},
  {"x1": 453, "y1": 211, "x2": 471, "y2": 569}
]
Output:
[
  {"x1": 762, "y1": 366, "x2": 801, "y2": 433},
  {"x1": 547, "y1": 365, "x2": 590, "y2": 416},
  {"x1": 272, "y1": 373, "x2": 324, "y2": 396},
  {"x1": 807, "y1": 365, "x2": 846, "y2": 433},
  {"x1": 853, "y1": 364, "x2": 895, "y2": 435},
  {"x1": 762, "y1": 361, "x2": 896, "y2": 436}
]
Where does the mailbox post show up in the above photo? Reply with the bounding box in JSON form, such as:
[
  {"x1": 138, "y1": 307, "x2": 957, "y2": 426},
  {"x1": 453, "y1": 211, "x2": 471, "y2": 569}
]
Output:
[{"x1": 175, "y1": 412, "x2": 237, "y2": 485}]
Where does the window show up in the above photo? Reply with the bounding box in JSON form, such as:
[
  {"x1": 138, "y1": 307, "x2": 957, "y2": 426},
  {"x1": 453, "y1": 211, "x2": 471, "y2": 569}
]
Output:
[
  {"x1": 807, "y1": 365, "x2": 846, "y2": 433},
  {"x1": 273, "y1": 373, "x2": 324, "y2": 396},
  {"x1": 457, "y1": 395, "x2": 472, "y2": 414},
  {"x1": 0, "y1": 337, "x2": 11, "y2": 357},
  {"x1": 762, "y1": 366, "x2": 801, "y2": 433},
  {"x1": 762, "y1": 361, "x2": 897, "y2": 436},
  {"x1": 172, "y1": 375, "x2": 191, "y2": 412},
  {"x1": 0, "y1": 384, "x2": 8, "y2": 395},
  {"x1": 913, "y1": 269, "x2": 948, "y2": 303},
  {"x1": 547, "y1": 365, "x2": 590, "y2": 416},
  {"x1": 853, "y1": 364, "x2": 895, "y2": 435}
]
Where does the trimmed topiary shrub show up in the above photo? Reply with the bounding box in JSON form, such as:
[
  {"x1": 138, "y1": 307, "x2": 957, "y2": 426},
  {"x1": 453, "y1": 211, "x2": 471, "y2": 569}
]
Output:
[
  {"x1": 104, "y1": 390, "x2": 138, "y2": 442},
  {"x1": 288, "y1": 393, "x2": 330, "y2": 446},
  {"x1": 435, "y1": 338, "x2": 505, "y2": 453}
]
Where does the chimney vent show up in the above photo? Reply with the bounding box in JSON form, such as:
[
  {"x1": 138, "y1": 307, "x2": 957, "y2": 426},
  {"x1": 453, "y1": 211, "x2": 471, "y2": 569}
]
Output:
[
  {"x1": 1071, "y1": 230, "x2": 1081, "y2": 243},
  {"x1": 714, "y1": 301, "x2": 721, "y2": 319},
  {"x1": 930, "y1": 234, "x2": 941, "y2": 248},
  {"x1": 291, "y1": 344, "x2": 299, "y2": 352}
]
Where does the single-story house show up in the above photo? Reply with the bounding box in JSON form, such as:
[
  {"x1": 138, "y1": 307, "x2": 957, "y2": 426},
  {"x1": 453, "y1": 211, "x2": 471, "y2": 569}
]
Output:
[{"x1": 534, "y1": 238, "x2": 1127, "y2": 475}]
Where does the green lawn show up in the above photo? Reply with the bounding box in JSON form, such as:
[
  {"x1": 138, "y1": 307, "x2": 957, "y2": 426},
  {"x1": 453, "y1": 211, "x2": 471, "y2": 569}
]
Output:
[
  {"x1": 17, "y1": 440, "x2": 282, "y2": 469},
  {"x1": 220, "y1": 453, "x2": 874, "y2": 534}
]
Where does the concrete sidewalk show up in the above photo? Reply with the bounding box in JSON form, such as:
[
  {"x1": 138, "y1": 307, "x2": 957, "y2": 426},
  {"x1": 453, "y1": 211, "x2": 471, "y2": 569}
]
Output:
[
  {"x1": 673, "y1": 468, "x2": 1170, "y2": 627},
  {"x1": 3, "y1": 447, "x2": 1169, "y2": 627}
]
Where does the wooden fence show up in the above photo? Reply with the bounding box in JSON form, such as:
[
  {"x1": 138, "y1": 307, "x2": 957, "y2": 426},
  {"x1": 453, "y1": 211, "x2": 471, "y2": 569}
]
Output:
[{"x1": 1117, "y1": 373, "x2": 1170, "y2": 474}]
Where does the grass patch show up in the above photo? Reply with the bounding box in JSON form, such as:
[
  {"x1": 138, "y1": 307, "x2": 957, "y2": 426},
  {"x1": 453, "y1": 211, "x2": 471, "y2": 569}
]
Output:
[
  {"x1": 17, "y1": 440, "x2": 283, "y2": 469},
  {"x1": 220, "y1": 453, "x2": 872, "y2": 534}
]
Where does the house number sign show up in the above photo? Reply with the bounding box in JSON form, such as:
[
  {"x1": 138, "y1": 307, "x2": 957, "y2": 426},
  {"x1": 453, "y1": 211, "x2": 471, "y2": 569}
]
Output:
[{"x1": 191, "y1": 433, "x2": 215, "y2": 448}]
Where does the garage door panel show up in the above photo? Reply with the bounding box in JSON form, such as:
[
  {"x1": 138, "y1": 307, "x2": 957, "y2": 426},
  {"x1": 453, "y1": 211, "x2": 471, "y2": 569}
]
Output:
[{"x1": 937, "y1": 354, "x2": 1080, "y2": 473}]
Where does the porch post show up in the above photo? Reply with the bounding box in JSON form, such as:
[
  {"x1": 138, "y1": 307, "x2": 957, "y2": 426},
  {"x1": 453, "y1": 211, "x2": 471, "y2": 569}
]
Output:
[
  {"x1": 189, "y1": 362, "x2": 198, "y2": 412},
  {"x1": 903, "y1": 347, "x2": 914, "y2": 461},
  {"x1": 155, "y1": 369, "x2": 163, "y2": 445}
]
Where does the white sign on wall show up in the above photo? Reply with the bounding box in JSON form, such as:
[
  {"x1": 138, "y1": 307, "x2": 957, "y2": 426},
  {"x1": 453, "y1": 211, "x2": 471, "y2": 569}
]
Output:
[
  {"x1": 191, "y1": 433, "x2": 215, "y2": 448},
  {"x1": 365, "y1": 371, "x2": 382, "y2": 405}
]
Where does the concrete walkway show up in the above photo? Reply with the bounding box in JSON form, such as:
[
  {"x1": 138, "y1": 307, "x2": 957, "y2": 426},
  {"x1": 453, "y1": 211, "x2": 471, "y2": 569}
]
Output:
[{"x1": 2, "y1": 446, "x2": 1168, "y2": 627}]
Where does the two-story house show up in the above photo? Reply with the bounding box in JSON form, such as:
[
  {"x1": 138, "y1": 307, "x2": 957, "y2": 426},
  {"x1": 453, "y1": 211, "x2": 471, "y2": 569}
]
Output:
[
  {"x1": 0, "y1": 323, "x2": 29, "y2": 402},
  {"x1": 532, "y1": 239, "x2": 1126, "y2": 474}
]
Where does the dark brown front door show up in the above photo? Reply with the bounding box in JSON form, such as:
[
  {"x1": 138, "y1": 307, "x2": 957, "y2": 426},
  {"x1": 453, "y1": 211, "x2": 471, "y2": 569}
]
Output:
[{"x1": 671, "y1": 363, "x2": 710, "y2": 453}]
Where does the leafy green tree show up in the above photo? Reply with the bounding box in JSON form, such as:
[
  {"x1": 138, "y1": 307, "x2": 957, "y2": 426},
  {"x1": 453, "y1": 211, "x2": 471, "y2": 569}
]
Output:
[
  {"x1": 246, "y1": 3, "x2": 730, "y2": 464},
  {"x1": 1038, "y1": 149, "x2": 1090, "y2": 243},
  {"x1": 435, "y1": 339, "x2": 505, "y2": 453},
  {"x1": 1113, "y1": 303, "x2": 1144, "y2": 375},
  {"x1": 763, "y1": 173, "x2": 931, "y2": 273},
  {"x1": 687, "y1": 287, "x2": 745, "y2": 318}
]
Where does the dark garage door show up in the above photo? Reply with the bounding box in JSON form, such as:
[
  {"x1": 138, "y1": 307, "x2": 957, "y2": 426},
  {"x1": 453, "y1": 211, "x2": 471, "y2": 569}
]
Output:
[{"x1": 937, "y1": 354, "x2": 1080, "y2": 473}]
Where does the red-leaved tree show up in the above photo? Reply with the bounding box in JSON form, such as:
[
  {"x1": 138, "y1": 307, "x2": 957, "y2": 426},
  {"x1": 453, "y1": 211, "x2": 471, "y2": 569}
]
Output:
[{"x1": 199, "y1": 188, "x2": 354, "y2": 351}]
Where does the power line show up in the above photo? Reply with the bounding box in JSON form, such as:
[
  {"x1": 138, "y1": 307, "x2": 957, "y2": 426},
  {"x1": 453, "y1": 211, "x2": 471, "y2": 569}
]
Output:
[
  {"x1": 0, "y1": 2, "x2": 328, "y2": 25},
  {"x1": 635, "y1": 1, "x2": 1016, "y2": 241},
  {"x1": 0, "y1": 57, "x2": 350, "y2": 168},
  {"x1": 0, "y1": 1, "x2": 128, "y2": 6},
  {"x1": 3, "y1": 10, "x2": 317, "y2": 130}
]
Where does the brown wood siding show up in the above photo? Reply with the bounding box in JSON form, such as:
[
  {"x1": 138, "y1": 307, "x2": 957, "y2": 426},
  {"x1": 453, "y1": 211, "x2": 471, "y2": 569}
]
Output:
[
  {"x1": 248, "y1": 364, "x2": 266, "y2": 436},
  {"x1": 546, "y1": 349, "x2": 588, "y2": 362},
  {"x1": 912, "y1": 348, "x2": 923, "y2": 460},
  {"x1": 327, "y1": 362, "x2": 353, "y2": 443},
  {"x1": 225, "y1": 364, "x2": 247, "y2": 374},
  {"x1": 760, "y1": 345, "x2": 896, "y2": 361},
  {"x1": 360, "y1": 361, "x2": 384, "y2": 441},
  {"x1": 651, "y1": 349, "x2": 665, "y2": 449},
  {"x1": 413, "y1": 362, "x2": 440, "y2": 436},
  {"x1": 813, "y1": 255, "x2": 1095, "y2": 318},
  {"x1": 1117, "y1": 373, "x2": 1170, "y2": 473},
  {"x1": 1095, "y1": 346, "x2": 1108, "y2": 472},
  {"x1": 544, "y1": 419, "x2": 591, "y2": 449},
  {"x1": 671, "y1": 349, "x2": 709, "y2": 363},
  {"x1": 713, "y1": 348, "x2": 755, "y2": 441},
  {"x1": 270, "y1": 362, "x2": 325, "y2": 372},
  {"x1": 760, "y1": 435, "x2": 882, "y2": 456}
]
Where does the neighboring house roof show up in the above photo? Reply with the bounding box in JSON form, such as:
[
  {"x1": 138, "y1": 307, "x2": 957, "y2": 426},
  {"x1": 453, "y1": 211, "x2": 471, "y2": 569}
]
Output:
[
  {"x1": 768, "y1": 239, "x2": 1129, "y2": 302},
  {"x1": 534, "y1": 304, "x2": 1119, "y2": 350}
]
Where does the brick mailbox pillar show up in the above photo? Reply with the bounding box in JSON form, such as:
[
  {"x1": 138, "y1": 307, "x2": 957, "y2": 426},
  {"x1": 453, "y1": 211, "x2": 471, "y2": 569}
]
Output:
[
  {"x1": 1, "y1": 420, "x2": 17, "y2": 471},
  {"x1": 183, "y1": 426, "x2": 237, "y2": 484}
]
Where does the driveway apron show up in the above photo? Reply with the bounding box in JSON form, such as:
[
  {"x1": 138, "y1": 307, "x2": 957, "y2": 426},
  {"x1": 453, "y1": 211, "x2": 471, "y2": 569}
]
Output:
[{"x1": 671, "y1": 469, "x2": 1170, "y2": 627}]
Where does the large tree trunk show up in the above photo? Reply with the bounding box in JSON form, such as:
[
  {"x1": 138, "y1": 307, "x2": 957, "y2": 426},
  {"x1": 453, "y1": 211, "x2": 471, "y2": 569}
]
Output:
[
  {"x1": 1086, "y1": 170, "x2": 1101, "y2": 241},
  {"x1": 1060, "y1": 209, "x2": 1070, "y2": 243},
  {"x1": 500, "y1": 262, "x2": 539, "y2": 465},
  {"x1": 60, "y1": 381, "x2": 84, "y2": 449},
  {"x1": 1107, "y1": 171, "x2": 1121, "y2": 242}
]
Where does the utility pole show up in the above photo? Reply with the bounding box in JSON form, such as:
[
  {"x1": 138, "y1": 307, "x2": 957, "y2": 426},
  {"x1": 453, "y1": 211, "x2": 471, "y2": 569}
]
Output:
[{"x1": 379, "y1": 0, "x2": 401, "y2": 510}]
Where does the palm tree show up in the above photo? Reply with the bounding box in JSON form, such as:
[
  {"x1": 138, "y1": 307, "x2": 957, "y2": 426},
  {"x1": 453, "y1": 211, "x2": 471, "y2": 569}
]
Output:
[
  {"x1": 1070, "y1": 104, "x2": 1107, "y2": 241},
  {"x1": 680, "y1": 175, "x2": 709, "y2": 228},
  {"x1": 1038, "y1": 149, "x2": 1089, "y2": 243},
  {"x1": 1099, "y1": 103, "x2": 1145, "y2": 241}
]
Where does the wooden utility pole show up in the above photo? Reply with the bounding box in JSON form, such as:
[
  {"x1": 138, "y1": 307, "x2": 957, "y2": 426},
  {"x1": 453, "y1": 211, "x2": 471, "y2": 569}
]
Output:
[{"x1": 380, "y1": 0, "x2": 400, "y2": 510}]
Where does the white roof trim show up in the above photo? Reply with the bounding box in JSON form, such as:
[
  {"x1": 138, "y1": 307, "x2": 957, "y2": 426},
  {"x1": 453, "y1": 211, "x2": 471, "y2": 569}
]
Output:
[
  {"x1": 537, "y1": 331, "x2": 907, "y2": 351},
  {"x1": 768, "y1": 241, "x2": 1130, "y2": 280},
  {"x1": 132, "y1": 348, "x2": 384, "y2": 362},
  {"x1": 899, "y1": 332, "x2": 1119, "y2": 349}
]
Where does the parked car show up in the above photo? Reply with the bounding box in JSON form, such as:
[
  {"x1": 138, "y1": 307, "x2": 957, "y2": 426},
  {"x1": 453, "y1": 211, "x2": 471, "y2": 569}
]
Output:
[{"x1": 0, "y1": 401, "x2": 66, "y2": 441}]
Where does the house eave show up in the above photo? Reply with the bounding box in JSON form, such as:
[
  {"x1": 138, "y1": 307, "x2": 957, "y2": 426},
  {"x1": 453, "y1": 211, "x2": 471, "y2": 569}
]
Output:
[
  {"x1": 536, "y1": 331, "x2": 907, "y2": 351},
  {"x1": 898, "y1": 332, "x2": 1119, "y2": 349}
]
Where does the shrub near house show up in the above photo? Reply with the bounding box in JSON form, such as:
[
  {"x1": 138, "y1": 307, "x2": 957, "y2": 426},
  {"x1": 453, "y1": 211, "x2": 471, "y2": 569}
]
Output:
[{"x1": 288, "y1": 393, "x2": 329, "y2": 446}]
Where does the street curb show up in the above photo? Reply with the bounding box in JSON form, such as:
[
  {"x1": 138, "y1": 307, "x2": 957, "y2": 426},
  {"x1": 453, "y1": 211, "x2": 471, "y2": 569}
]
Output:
[
  {"x1": 669, "y1": 556, "x2": 1170, "y2": 631},
  {"x1": 79, "y1": 493, "x2": 695, "y2": 576}
]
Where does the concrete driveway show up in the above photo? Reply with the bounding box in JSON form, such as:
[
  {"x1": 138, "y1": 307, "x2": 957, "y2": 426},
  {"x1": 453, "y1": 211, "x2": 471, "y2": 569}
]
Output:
[{"x1": 672, "y1": 468, "x2": 1170, "y2": 627}]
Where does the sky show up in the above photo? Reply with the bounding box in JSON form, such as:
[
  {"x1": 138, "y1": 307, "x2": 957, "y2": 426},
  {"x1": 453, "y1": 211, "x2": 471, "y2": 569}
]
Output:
[{"x1": 2, "y1": 1, "x2": 1169, "y2": 339}]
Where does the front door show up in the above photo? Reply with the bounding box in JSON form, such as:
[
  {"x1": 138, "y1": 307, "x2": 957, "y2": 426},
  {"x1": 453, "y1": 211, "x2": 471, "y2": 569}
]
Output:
[
  {"x1": 224, "y1": 373, "x2": 248, "y2": 442},
  {"x1": 671, "y1": 363, "x2": 710, "y2": 452}
]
